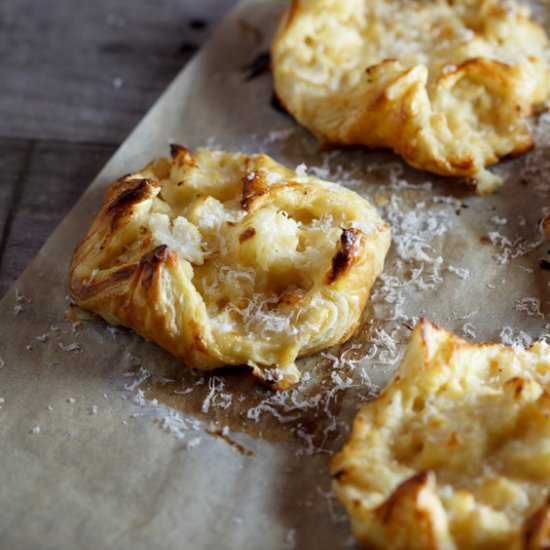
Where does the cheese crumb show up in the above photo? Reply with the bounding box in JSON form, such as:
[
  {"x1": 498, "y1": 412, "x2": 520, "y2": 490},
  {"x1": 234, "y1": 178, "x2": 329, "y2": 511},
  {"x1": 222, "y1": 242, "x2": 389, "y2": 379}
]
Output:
[
  {"x1": 187, "y1": 437, "x2": 202, "y2": 448},
  {"x1": 514, "y1": 297, "x2": 544, "y2": 318},
  {"x1": 15, "y1": 289, "x2": 31, "y2": 303},
  {"x1": 448, "y1": 265, "x2": 470, "y2": 279},
  {"x1": 500, "y1": 327, "x2": 533, "y2": 350},
  {"x1": 462, "y1": 323, "x2": 477, "y2": 339},
  {"x1": 58, "y1": 342, "x2": 81, "y2": 352},
  {"x1": 295, "y1": 163, "x2": 307, "y2": 175}
]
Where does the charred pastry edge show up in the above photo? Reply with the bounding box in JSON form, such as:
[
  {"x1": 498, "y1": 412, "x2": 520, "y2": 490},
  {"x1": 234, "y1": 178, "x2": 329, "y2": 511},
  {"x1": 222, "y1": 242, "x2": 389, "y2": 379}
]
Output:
[
  {"x1": 523, "y1": 497, "x2": 550, "y2": 548},
  {"x1": 69, "y1": 177, "x2": 161, "y2": 300},
  {"x1": 241, "y1": 181, "x2": 265, "y2": 210},
  {"x1": 241, "y1": 163, "x2": 267, "y2": 210},
  {"x1": 170, "y1": 143, "x2": 189, "y2": 159},
  {"x1": 240, "y1": 161, "x2": 300, "y2": 210},
  {"x1": 238, "y1": 226, "x2": 257, "y2": 242},
  {"x1": 138, "y1": 244, "x2": 173, "y2": 290},
  {"x1": 373, "y1": 471, "x2": 433, "y2": 523},
  {"x1": 169, "y1": 143, "x2": 196, "y2": 168},
  {"x1": 506, "y1": 376, "x2": 530, "y2": 399},
  {"x1": 107, "y1": 178, "x2": 160, "y2": 231},
  {"x1": 71, "y1": 245, "x2": 172, "y2": 300},
  {"x1": 326, "y1": 228, "x2": 365, "y2": 284},
  {"x1": 71, "y1": 264, "x2": 138, "y2": 300}
]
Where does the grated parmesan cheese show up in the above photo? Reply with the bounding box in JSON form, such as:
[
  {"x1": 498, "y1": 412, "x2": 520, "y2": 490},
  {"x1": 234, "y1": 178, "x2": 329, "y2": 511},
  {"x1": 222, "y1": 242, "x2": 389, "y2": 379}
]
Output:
[
  {"x1": 295, "y1": 163, "x2": 308, "y2": 175},
  {"x1": 490, "y1": 216, "x2": 508, "y2": 226},
  {"x1": 462, "y1": 323, "x2": 477, "y2": 339},
  {"x1": 58, "y1": 342, "x2": 81, "y2": 352},
  {"x1": 112, "y1": 125, "x2": 550, "y2": 468},
  {"x1": 488, "y1": 230, "x2": 543, "y2": 264},
  {"x1": 15, "y1": 289, "x2": 31, "y2": 303},
  {"x1": 448, "y1": 265, "x2": 470, "y2": 279},
  {"x1": 500, "y1": 326, "x2": 533, "y2": 350},
  {"x1": 514, "y1": 297, "x2": 545, "y2": 318}
]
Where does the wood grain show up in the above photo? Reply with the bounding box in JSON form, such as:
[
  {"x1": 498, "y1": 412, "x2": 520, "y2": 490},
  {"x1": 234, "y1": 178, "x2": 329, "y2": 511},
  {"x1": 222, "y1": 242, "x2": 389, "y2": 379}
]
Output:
[
  {"x1": 0, "y1": 0, "x2": 237, "y2": 142},
  {"x1": 0, "y1": 0, "x2": 240, "y2": 298},
  {"x1": 0, "y1": 141, "x2": 117, "y2": 296}
]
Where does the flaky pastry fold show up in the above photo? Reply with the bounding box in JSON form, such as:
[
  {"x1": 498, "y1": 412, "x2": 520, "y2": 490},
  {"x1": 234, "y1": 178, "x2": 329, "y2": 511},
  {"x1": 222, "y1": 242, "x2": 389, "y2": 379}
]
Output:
[
  {"x1": 69, "y1": 146, "x2": 390, "y2": 388},
  {"x1": 272, "y1": 0, "x2": 550, "y2": 193},
  {"x1": 333, "y1": 319, "x2": 550, "y2": 548}
]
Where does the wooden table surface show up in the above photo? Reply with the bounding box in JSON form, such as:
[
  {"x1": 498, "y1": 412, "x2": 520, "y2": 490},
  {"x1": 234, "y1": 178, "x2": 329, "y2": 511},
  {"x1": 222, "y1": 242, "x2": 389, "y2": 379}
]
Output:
[{"x1": 0, "y1": 0, "x2": 239, "y2": 298}]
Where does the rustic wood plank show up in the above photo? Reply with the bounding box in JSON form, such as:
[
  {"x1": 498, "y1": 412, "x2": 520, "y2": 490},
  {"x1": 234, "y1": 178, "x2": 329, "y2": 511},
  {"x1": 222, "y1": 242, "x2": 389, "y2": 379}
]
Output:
[
  {"x1": 0, "y1": 142, "x2": 116, "y2": 297},
  {"x1": 0, "y1": 139, "x2": 31, "y2": 238},
  {"x1": 0, "y1": 0, "x2": 239, "y2": 143},
  {"x1": 0, "y1": 139, "x2": 34, "y2": 268}
]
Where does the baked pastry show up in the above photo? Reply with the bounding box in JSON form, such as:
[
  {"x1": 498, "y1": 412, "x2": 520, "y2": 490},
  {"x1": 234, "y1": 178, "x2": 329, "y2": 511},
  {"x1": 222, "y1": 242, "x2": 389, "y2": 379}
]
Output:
[
  {"x1": 272, "y1": 0, "x2": 550, "y2": 193},
  {"x1": 332, "y1": 319, "x2": 550, "y2": 549},
  {"x1": 69, "y1": 146, "x2": 390, "y2": 389}
]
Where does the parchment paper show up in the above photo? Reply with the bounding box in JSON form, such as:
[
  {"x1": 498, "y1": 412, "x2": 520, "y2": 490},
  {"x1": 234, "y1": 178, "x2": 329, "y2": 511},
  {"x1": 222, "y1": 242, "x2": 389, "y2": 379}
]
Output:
[{"x1": 2, "y1": 1, "x2": 550, "y2": 548}]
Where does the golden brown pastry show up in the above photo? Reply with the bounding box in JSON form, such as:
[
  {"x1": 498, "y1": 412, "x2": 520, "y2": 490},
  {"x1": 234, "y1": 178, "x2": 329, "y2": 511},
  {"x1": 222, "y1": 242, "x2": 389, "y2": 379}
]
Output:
[
  {"x1": 69, "y1": 146, "x2": 390, "y2": 389},
  {"x1": 272, "y1": 0, "x2": 550, "y2": 193},
  {"x1": 332, "y1": 319, "x2": 550, "y2": 549}
]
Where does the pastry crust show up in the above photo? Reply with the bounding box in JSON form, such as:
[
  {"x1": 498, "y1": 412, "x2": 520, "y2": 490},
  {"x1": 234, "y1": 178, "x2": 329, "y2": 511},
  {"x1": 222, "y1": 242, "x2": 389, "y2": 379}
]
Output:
[
  {"x1": 332, "y1": 319, "x2": 550, "y2": 549},
  {"x1": 69, "y1": 146, "x2": 390, "y2": 389},
  {"x1": 272, "y1": 0, "x2": 550, "y2": 193}
]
